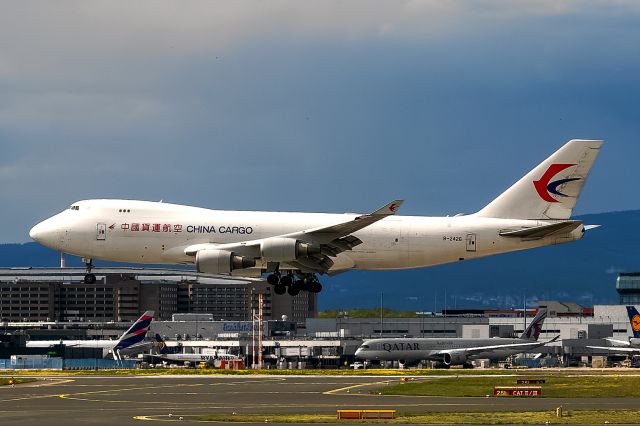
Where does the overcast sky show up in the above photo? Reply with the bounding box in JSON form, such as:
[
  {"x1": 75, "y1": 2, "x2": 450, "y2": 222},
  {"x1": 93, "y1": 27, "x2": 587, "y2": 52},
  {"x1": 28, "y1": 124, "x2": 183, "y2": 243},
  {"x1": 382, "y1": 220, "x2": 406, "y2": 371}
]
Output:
[{"x1": 1, "y1": 1, "x2": 639, "y2": 243}]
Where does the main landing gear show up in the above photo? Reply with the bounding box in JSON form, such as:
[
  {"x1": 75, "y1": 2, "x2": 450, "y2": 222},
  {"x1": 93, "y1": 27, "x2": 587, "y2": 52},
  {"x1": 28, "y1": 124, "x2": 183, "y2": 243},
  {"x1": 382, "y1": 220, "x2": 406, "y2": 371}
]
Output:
[
  {"x1": 266, "y1": 272, "x2": 323, "y2": 296},
  {"x1": 82, "y1": 257, "x2": 96, "y2": 284}
]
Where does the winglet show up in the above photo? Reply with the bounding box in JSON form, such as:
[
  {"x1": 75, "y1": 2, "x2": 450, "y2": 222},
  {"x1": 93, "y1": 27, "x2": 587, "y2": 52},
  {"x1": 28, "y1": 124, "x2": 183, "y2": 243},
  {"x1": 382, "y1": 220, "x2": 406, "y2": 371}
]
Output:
[
  {"x1": 584, "y1": 224, "x2": 601, "y2": 231},
  {"x1": 372, "y1": 200, "x2": 404, "y2": 216}
]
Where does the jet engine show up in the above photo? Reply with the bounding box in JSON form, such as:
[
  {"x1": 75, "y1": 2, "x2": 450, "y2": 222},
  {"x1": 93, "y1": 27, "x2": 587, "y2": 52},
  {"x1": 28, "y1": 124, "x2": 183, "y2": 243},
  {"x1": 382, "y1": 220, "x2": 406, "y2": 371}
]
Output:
[
  {"x1": 260, "y1": 237, "x2": 321, "y2": 262},
  {"x1": 196, "y1": 249, "x2": 256, "y2": 274},
  {"x1": 442, "y1": 352, "x2": 467, "y2": 366}
]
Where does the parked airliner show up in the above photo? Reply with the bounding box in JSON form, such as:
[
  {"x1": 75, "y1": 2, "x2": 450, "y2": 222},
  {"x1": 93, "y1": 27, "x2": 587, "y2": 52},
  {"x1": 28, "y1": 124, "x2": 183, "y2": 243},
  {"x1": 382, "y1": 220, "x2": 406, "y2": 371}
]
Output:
[
  {"x1": 152, "y1": 334, "x2": 241, "y2": 365},
  {"x1": 26, "y1": 311, "x2": 154, "y2": 359},
  {"x1": 30, "y1": 139, "x2": 602, "y2": 295},
  {"x1": 355, "y1": 309, "x2": 556, "y2": 367},
  {"x1": 587, "y1": 306, "x2": 640, "y2": 354}
]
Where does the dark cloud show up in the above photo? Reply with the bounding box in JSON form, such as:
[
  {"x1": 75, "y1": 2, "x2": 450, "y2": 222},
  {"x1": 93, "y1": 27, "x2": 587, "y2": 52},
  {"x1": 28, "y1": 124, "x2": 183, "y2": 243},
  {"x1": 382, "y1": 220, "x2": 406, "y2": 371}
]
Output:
[{"x1": 1, "y1": 1, "x2": 639, "y2": 241}]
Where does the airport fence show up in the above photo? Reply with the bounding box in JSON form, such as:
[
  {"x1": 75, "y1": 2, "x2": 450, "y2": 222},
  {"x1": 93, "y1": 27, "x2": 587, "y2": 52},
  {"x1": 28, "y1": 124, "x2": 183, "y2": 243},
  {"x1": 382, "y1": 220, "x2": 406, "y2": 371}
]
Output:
[
  {"x1": 0, "y1": 358, "x2": 63, "y2": 370},
  {"x1": 0, "y1": 358, "x2": 137, "y2": 370}
]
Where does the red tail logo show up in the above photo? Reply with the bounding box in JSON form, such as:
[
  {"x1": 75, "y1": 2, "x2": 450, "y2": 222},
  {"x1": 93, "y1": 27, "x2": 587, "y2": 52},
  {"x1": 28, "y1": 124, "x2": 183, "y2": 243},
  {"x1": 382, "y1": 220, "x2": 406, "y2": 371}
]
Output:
[{"x1": 533, "y1": 164, "x2": 579, "y2": 202}]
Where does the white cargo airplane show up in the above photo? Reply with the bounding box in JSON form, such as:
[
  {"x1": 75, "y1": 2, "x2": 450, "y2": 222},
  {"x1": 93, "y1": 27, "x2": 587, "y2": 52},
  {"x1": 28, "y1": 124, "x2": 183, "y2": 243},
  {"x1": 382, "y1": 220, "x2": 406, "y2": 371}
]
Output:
[{"x1": 30, "y1": 139, "x2": 602, "y2": 296}]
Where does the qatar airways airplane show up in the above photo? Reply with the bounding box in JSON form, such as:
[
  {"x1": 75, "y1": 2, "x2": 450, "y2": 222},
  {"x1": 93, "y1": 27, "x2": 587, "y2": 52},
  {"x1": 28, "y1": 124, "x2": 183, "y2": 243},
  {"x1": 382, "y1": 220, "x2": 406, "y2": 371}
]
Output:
[{"x1": 30, "y1": 139, "x2": 602, "y2": 296}]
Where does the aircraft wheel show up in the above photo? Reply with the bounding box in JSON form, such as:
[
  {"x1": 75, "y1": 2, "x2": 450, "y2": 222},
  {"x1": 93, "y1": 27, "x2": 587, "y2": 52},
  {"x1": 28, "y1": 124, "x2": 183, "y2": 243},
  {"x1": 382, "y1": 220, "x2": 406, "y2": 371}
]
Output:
[
  {"x1": 274, "y1": 284, "x2": 286, "y2": 295},
  {"x1": 309, "y1": 281, "x2": 322, "y2": 293},
  {"x1": 267, "y1": 274, "x2": 280, "y2": 285},
  {"x1": 287, "y1": 285, "x2": 300, "y2": 296},
  {"x1": 295, "y1": 279, "x2": 308, "y2": 291},
  {"x1": 84, "y1": 273, "x2": 96, "y2": 284},
  {"x1": 280, "y1": 274, "x2": 293, "y2": 286}
]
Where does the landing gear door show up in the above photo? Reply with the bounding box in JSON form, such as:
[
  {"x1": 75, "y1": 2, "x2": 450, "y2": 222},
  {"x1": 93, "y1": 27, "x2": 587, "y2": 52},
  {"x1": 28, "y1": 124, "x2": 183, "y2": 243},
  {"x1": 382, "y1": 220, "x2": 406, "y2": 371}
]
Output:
[
  {"x1": 465, "y1": 233, "x2": 476, "y2": 252},
  {"x1": 97, "y1": 223, "x2": 107, "y2": 241}
]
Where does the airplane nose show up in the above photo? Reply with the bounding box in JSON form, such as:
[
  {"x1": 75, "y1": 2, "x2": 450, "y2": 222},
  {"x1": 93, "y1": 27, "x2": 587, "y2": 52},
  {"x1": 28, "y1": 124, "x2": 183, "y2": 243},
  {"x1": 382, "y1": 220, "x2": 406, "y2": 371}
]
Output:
[
  {"x1": 29, "y1": 218, "x2": 64, "y2": 249},
  {"x1": 29, "y1": 223, "x2": 42, "y2": 241}
]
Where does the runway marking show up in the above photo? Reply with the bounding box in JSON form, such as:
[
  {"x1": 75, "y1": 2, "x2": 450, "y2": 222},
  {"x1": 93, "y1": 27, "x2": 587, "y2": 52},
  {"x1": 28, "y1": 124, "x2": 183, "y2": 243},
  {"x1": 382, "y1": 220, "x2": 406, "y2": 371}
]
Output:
[
  {"x1": 134, "y1": 415, "x2": 258, "y2": 423},
  {"x1": 323, "y1": 380, "x2": 391, "y2": 395},
  {"x1": 54, "y1": 379, "x2": 288, "y2": 404},
  {"x1": 0, "y1": 378, "x2": 74, "y2": 389}
]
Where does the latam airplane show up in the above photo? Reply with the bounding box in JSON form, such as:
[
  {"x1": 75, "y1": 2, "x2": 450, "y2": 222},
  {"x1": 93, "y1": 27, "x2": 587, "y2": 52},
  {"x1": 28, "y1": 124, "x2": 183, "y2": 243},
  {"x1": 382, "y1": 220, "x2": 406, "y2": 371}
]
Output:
[
  {"x1": 26, "y1": 310, "x2": 154, "y2": 359},
  {"x1": 354, "y1": 309, "x2": 555, "y2": 367},
  {"x1": 29, "y1": 139, "x2": 602, "y2": 296}
]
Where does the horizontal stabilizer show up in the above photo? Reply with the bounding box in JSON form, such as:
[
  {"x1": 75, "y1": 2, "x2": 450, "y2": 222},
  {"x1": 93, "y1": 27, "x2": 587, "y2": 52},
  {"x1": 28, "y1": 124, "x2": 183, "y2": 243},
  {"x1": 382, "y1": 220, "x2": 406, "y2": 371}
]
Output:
[{"x1": 499, "y1": 220, "x2": 582, "y2": 239}]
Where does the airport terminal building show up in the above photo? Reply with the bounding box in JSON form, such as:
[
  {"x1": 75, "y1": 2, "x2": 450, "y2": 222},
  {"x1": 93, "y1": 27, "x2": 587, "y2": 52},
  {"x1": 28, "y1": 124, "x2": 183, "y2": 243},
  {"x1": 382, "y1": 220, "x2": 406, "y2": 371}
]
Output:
[
  {"x1": 1, "y1": 268, "x2": 639, "y2": 369},
  {"x1": 0, "y1": 268, "x2": 316, "y2": 324}
]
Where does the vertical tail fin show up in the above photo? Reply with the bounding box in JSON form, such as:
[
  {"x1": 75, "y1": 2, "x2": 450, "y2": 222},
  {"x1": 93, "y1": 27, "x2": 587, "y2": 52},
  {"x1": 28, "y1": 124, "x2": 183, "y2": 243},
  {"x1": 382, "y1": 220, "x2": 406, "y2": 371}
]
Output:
[
  {"x1": 476, "y1": 140, "x2": 602, "y2": 220},
  {"x1": 113, "y1": 310, "x2": 154, "y2": 351},
  {"x1": 626, "y1": 306, "x2": 640, "y2": 339},
  {"x1": 155, "y1": 333, "x2": 168, "y2": 354},
  {"x1": 520, "y1": 309, "x2": 547, "y2": 340}
]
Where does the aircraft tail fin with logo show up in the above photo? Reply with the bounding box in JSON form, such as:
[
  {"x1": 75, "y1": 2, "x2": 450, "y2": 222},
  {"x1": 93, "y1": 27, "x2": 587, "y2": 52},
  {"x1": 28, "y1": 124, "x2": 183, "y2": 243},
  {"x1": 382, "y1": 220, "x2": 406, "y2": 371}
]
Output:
[
  {"x1": 113, "y1": 310, "x2": 154, "y2": 351},
  {"x1": 155, "y1": 333, "x2": 170, "y2": 354},
  {"x1": 520, "y1": 309, "x2": 547, "y2": 341},
  {"x1": 476, "y1": 139, "x2": 602, "y2": 220},
  {"x1": 626, "y1": 306, "x2": 640, "y2": 339}
]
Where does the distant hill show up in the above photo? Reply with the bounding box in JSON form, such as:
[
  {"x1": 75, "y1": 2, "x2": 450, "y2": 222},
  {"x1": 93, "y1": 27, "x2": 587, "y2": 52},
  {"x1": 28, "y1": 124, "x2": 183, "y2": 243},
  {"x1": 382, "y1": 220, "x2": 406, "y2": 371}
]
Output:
[{"x1": 1, "y1": 210, "x2": 638, "y2": 310}]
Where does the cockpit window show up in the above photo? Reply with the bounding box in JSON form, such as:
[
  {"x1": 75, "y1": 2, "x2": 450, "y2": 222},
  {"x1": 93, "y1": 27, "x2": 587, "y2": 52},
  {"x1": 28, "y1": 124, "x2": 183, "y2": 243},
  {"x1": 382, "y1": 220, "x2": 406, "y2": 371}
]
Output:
[
  {"x1": 360, "y1": 345, "x2": 370, "y2": 349},
  {"x1": 70, "y1": 205, "x2": 80, "y2": 211}
]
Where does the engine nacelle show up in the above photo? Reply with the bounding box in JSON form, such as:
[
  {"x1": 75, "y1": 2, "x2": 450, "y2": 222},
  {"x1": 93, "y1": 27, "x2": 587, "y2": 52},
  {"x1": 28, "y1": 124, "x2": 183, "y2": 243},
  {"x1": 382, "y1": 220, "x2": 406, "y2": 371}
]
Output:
[
  {"x1": 260, "y1": 237, "x2": 321, "y2": 262},
  {"x1": 442, "y1": 351, "x2": 467, "y2": 366},
  {"x1": 196, "y1": 249, "x2": 256, "y2": 274}
]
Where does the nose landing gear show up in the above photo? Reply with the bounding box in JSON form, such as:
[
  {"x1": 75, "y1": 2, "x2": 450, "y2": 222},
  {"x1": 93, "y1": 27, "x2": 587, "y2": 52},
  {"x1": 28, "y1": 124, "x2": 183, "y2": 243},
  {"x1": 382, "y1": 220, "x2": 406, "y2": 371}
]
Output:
[{"x1": 82, "y1": 258, "x2": 96, "y2": 284}]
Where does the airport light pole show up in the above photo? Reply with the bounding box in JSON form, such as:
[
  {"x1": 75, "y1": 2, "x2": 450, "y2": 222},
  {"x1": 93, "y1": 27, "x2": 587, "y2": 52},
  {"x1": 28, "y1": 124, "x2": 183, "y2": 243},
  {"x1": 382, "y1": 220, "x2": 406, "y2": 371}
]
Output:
[
  {"x1": 379, "y1": 292, "x2": 384, "y2": 337},
  {"x1": 258, "y1": 293, "x2": 263, "y2": 369},
  {"x1": 252, "y1": 307, "x2": 256, "y2": 369}
]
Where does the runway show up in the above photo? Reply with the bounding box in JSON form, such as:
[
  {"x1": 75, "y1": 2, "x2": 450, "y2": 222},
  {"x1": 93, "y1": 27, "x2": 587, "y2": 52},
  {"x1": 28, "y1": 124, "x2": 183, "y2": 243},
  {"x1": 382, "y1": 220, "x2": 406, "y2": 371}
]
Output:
[{"x1": 1, "y1": 375, "x2": 639, "y2": 425}]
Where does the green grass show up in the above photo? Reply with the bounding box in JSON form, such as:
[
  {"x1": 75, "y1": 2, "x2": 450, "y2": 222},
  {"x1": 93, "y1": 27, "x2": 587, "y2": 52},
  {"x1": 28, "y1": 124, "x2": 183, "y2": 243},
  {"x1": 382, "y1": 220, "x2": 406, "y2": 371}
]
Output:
[
  {"x1": 197, "y1": 410, "x2": 640, "y2": 424},
  {"x1": 381, "y1": 375, "x2": 640, "y2": 398}
]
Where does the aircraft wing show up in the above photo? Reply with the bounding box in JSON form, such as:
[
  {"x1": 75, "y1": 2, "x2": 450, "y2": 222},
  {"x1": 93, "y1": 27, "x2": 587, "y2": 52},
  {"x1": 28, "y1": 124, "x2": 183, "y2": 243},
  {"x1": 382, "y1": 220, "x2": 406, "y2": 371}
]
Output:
[
  {"x1": 605, "y1": 337, "x2": 632, "y2": 347},
  {"x1": 184, "y1": 200, "x2": 403, "y2": 274},
  {"x1": 441, "y1": 336, "x2": 560, "y2": 357},
  {"x1": 283, "y1": 200, "x2": 403, "y2": 245},
  {"x1": 586, "y1": 346, "x2": 640, "y2": 354}
]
